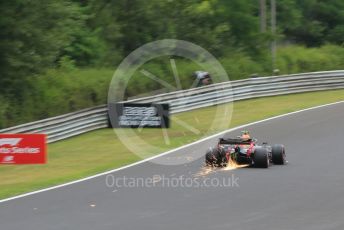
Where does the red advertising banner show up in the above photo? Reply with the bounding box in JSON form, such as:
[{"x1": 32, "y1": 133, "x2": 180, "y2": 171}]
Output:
[{"x1": 0, "y1": 134, "x2": 47, "y2": 164}]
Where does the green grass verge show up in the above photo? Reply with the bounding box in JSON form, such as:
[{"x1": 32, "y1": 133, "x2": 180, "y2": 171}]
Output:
[{"x1": 1, "y1": 89, "x2": 344, "y2": 199}]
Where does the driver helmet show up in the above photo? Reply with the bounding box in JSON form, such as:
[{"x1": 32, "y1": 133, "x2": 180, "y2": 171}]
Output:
[{"x1": 241, "y1": 130, "x2": 250, "y2": 140}]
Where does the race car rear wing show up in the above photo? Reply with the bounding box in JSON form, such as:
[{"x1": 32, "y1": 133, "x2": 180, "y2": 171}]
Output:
[{"x1": 218, "y1": 138, "x2": 252, "y2": 145}]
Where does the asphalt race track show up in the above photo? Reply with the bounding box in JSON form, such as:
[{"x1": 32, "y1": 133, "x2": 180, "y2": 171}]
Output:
[{"x1": 1, "y1": 102, "x2": 344, "y2": 230}]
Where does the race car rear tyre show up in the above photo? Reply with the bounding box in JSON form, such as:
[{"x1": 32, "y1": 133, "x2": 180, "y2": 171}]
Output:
[
  {"x1": 218, "y1": 148, "x2": 229, "y2": 167},
  {"x1": 205, "y1": 148, "x2": 219, "y2": 166},
  {"x1": 272, "y1": 144, "x2": 286, "y2": 165},
  {"x1": 253, "y1": 148, "x2": 269, "y2": 168}
]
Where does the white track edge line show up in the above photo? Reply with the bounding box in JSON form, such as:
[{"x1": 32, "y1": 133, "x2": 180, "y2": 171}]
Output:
[{"x1": 1, "y1": 100, "x2": 343, "y2": 204}]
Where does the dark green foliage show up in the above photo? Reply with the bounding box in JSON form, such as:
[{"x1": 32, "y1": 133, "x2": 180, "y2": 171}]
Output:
[
  {"x1": 283, "y1": 0, "x2": 344, "y2": 46},
  {"x1": 0, "y1": 0, "x2": 344, "y2": 128},
  {"x1": 0, "y1": 0, "x2": 84, "y2": 90}
]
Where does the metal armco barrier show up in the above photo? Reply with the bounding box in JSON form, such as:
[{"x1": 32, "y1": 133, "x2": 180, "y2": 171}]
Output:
[{"x1": 1, "y1": 70, "x2": 344, "y2": 143}]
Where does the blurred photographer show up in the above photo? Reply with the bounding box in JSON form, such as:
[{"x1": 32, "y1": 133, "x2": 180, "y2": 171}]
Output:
[{"x1": 192, "y1": 71, "x2": 212, "y2": 87}]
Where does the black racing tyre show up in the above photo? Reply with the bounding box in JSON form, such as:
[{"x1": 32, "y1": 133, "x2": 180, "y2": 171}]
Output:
[
  {"x1": 218, "y1": 148, "x2": 229, "y2": 166},
  {"x1": 253, "y1": 148, "x2": 269, "y2": 168},
  {"x1": 271, "y1": 144, "x2": 286, "y2": 165},
  {"x1": 205, "y1": 148, "x2": 218, "y2": 166}
]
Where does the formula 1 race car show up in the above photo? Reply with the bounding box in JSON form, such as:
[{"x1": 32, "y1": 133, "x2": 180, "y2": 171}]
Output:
[{"x1": 205, "y1": 136, "x2": 286, "y2": 168}]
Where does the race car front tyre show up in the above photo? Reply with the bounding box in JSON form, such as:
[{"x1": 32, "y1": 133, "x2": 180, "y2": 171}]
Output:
[
  {"x1": 271, "y1": 144, "x2": 286, "y2": 165},
  {"x1": 253, "y1": 148, "x2": 269, "y2": 168}
]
